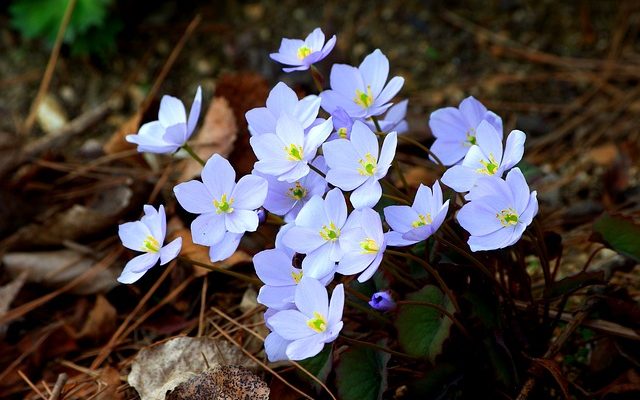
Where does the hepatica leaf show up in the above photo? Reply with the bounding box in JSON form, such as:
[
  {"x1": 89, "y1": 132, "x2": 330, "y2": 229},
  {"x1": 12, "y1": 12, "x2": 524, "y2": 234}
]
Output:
[
  {"x1": 297, "y1": 345, "x2": 332, "y2": 389},
  {"x1": 593, "y1": 213, "x2": 640, "y2": 262},
  {"x1": 335, "y1": 344, "x2": 390, "y2": 400},
  {"x1": 395, "y1": 285, "x2": 454, "y2": 361}
]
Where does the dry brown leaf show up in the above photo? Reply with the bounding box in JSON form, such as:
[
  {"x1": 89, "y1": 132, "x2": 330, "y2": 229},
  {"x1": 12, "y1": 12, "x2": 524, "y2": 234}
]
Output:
[
  {"x1": 128, "y1": 336, "x2": 255, "y2": 400},
  {"x1": 169, "y1": 226, "x2": 251, "y2": 277},
  {"x1": 103, "y1": 112, "x2": 141, "y2": 155},
  {"x1": 96, "y1": 367, "x2": 126, "y2": 400},
  {"x1": 179, "y1": 97, "x2": 238, "y2": 181},
  {"x1": 0, "y1": 272, "x2": 28, "y2": 338},
  {"x1": 2, "y1": 250, "x2": 120, "y2": 294},
  {"x1": 166, "y1": 365, "x2": 269, "y2": 400},
  {"x1": 76, "y1": 294, "x2": 117, "y2": 341}
]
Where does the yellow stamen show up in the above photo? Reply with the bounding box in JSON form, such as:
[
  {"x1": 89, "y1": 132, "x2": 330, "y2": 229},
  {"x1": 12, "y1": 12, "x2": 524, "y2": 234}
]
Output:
[
  {"x1": 287, "y1": 182, "x2": 307, "y2": 201},
  {"x1": 357, "y1": 153, "x2": 377, "y2": 176},
  {"x1": 465, "y1": 128, "x2": 476, "y2": 146},
  {"x1": 306, "y1": 311, "x2": 328, "y2": 333},
  {"x1": 476, "y1": 153, "x2": 499, "y2": 175},
  {"x1": 338, "y1": 127, "x2": 348, "y2": 139},
  {"x1": 142, "y1": 235, "x2": 160, "y2": 253},
  {"x1": 354, "y1": 85, "x2": 374, "y2": 109},
  {"x1": 285, "y1": 144, "x2": 304, "y2": 161},
  {"x1": 497, "y1": 208, "x2": 519, "y2": 226},
  {"x1": 411, "y1": 213, "x2": 433, "y2": 228},
  {"x1": 360, "y1": 238, "x2": 379, "y2": 253},
  {"x1": 319, "y1": 222, "x2": 340, "y2": 241},
  {"x1": 297, "y1": 45, "x2": 312, "y2": 60},
  {"x1": 213, "y1": 193, "x2": 234, "y2": 214},
  {"x1": 291, "y1": 270, "x2": 303, "y2": 284}
]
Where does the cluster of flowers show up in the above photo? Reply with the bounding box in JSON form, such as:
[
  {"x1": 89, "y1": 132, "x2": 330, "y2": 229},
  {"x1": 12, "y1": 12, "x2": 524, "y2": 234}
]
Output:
[{"x1": 117, "y1": 27, "x2": 538, "y2": 362}]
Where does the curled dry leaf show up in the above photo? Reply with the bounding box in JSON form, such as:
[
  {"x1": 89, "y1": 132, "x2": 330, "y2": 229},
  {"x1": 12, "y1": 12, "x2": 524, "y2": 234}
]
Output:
[
  {"x1": 128, "y1": 336, "x2": 255, "y2": 400},
  {"x1": 2, "y1": 250, "x2": 120, "y2": 294},
  {"x1": 76, "y1": 294, "x2": 117, "y2": 341},
  {"x1": 166, "y1": 365, "x2": 269, "y2": 400},
  {"x1": 0, "y1": 272, "x2": 28, "y2": 339},
  {"x1": 179, "y1": 97, "x2": 238, "y2": 181}
]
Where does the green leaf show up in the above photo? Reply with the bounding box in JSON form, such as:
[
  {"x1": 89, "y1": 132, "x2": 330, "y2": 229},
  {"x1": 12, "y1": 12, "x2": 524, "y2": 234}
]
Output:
[
  {"x1": 549, "y1": 270, "x2": 605, "y2": 298},
  {"x1": 335, "y1": 344, "x2": 390, "y2": 400},
  {"x1": 593, "y1": 213, "x2": 640, "y2": 262},
  {"x1": 395, "y1": 285, "x2": 454, "y2": 361},
  {"x1": 297, "y1": 345, "x2": 332, "y2": 389}
]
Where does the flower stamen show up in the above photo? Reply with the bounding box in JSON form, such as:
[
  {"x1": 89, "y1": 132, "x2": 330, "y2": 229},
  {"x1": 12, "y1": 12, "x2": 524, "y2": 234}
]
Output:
[
  {"x1": 411, "y1": 213, "x2": 432, "y2": 228},
  {"x1": 213, "y1": 193, "x2": 234, "y2": 214},
  {"x1": 357, "y1": 153, "x2": 377, "y2": 176},
  {"x1": 287, "y1": 182, "x2": 307, "y2": 201},
  {"x1": 291, "y1": 270, "x2": 303, "y2": 284},
  {"x1": 285, "y1": 144, "x2": 304, "y2": 161},
  {"x1": 360, "y1": 238, "x2": 379, "y2": 253},
  {"x1": 354, "y1": 85, "x2": 374, "y2": 109},
  {"x1": 319, "y1": 222, "x2": 340, "y2": 241},
  {"x1": 142, "y1": 235, "x2": 160, "y2": 253},
  {"x1": 297, "y1": 45, "x2": 312, "y2": 60},
  {"x1": 497, "y1": 208, "x2": 519, "y2": 226},
  {"x1": 307, "y1": 311, "x2": 328, "y2": 333},
  {"x1": 476, "y1": 153, "x2": 499, "y2": 175}
]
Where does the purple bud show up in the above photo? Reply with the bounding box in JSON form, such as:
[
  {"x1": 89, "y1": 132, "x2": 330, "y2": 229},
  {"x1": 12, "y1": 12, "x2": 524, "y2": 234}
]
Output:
[
  {"x1": 257, "y1": 207, "x2": 268, "y2": 225},
  {"x1": 368, "y1": 291, "x2": 396, "y2": 311}
]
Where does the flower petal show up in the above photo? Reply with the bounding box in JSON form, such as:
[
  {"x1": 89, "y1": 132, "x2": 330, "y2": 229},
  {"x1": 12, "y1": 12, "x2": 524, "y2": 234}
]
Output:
[
  {"x1": 208, "y1": 232, "x2": 243, "y2": 261},
  {"x1": 186, "y1": 86, "x2": 202, "y2": 136},
  {"x1": 191, "y1": 213, "x2": 226, "y2": 246},
  {"x1": 159, "y1": 237, "x2": 182, "y2": 265},
  {"x1": 158, "y1": 95, "x2": 186, "y2": 127},
  {"x1": 359, "y1": 49, "x2": 389, "y2": 97},
  {"x1": 173, "y1": 180, "x2": 216, "y2": 214},
  {"x1": 231, "y1": 174, "x2": 268, "y2": 210},
  {"x1": 119, "y1": 221, "x2": 151, "y2": 251},
  {"x1": 201, "y1": 154, "x2": 236, "y2": 199}
]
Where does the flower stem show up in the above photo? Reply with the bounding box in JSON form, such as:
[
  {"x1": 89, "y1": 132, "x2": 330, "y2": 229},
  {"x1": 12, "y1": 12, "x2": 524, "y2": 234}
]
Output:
[
  {"x1": 340, "y1": 335, "x2": 419, "y2": 360},
  {"x1": 181, "y1": 143, "x2": 206, "y2": 166},
  {"x1": 370, "y1": 115, "x2": 384, "y2": 133},
  {"x1": 308, "y1": 162, "x2": 326, "y2": 178},
  {"x1": 310, "y1": 65, "x2": 325, "y2": 93},
  {"x1": 179, "y1": 256, "x2": 262, "y2": 285},
  {"x1": 382, "y1": 193, "x2": 410, "y2": 205}
]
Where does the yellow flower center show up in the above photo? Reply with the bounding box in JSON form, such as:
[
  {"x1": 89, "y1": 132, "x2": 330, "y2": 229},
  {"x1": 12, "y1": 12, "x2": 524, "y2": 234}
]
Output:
[
  {"x1": 319, "y1": 222, "x2": 340, "y2": 241},
  {"x1": 285, "y1": 144, "x2": 304, "y2": 161},
  {"x1": 354, "y1": 85, "x2": 374, "y2": 109},
  {"x1": 360, "y1": 238, "x2": 379, "y2": 253},
  {"x1": 411, "y1": 213, "x2": 433, "y2": 228},
  {"x1": 476, "y1": 153, "x2": 499, "y2": 175},
  {"x1": 338, "y1": 127, "x2": 348, "y2": 139},
  {"x1": 357, "y1": 153, "x2": 377, "y2": 176},
  {"x1": 291, "y1": 270, "x2": 303, "y2": 284},
  {"x1": 307, "y1": 311, "x2": 328, "y2": 333},
  {"x1": 287, "y1": 182, "x2": 307, "y2": 201},
  {"x1": 297, "y1": 45, "x2": 312, "y2": 60},
  {"x1": 213, "y1": 193, "x2": 234, "y2": 214},
  {"x1": 141, "y1": 235, "x2": 160, "y2": 253},
  {"x1": 497, "y1": 208, "x2": 519, "y2": 226}
]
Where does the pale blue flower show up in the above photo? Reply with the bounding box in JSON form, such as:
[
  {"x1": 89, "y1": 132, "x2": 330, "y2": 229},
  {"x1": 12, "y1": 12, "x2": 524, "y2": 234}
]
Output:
[
  {"x1": 251, "y1": 113, "x2": 333, "y2": 182},
  {"x1": 457, "y1": 168, "x2": 538, "y2": 251},
  {"x1": 320, "y1": 49, "x2": 404, "y2": 119},
  {"x1": 369, "y1": 291, "x2": 396, "y2": 311},
  {"x1": 127, "y1": 86, "x2": 202, "y2": 153},
  {"x1": 282, "y1": 188, "x2": 349, "y2": 278},
  {"x1": 173, "y1": 154, "x2": 267, "y2": 261},
  {"x1": 256, "y1": 156, "x2": 328, "y2": 222},
  {"x1": 384, "y1": 181, "x2": 450, "y2": 246},
  {"x1": 441, "y1": 121, "x2": 525, "y2": 193},
  {"x1": 267, "y1": 277, "x2": 344, "y2": 360},
  {"x1": 118, "y1": 205, "x2": 182, "y2": 284},
  {"x1": 429, "y1": 96, "x2": 502, "y2": 166},
  {"x1": 366, "y1": 99, "x2": 409, "y2": 134},
  {"x1": 323, "y1": 121, "x2": 397, "y2": 209},
  {"x1": 245, "y1": 82, "x2": 321, "y2": 136},
  {"x1": 270, "y1": 28, "x2": 337, "y2": 72},
  {"x1": 264, "y1": 308, "x2": 291, "y2": 362},
  {"x1": 336, "y1": 208, "x2": 386, "y2": 283},
  {"x1": 327, "y1": 107, "x2": 356, "y2": 141}
]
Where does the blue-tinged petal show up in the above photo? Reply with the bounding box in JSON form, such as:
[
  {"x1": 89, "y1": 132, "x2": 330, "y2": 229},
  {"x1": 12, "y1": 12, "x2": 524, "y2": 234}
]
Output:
[
  {"x1": 441, "y1": 164, "x2": 477, "y2": 193},
  {"x1": 328, "y1": 241, "x2": 344, "y2": 262},
  {"x1": 294, "y1": 96, "x2": 321, "y2": 129},
  {"x1": 320, "y1": 35, "x2": 337, "y2": 57},
  {"x1": 457, "y1": 201, "x2": 503, "y2": 236},
  {"x1": 324, "y1": 188, "x2": 347, "y2": 227},
  {"x1": 208, "y1": 232, "x2": 242, "y2": 261},
  {"x1": 119, "y1": 221, "x2": 151, "y2": 251},
  {"x1": 286, "y1": 336, "x2": 325, "y2": 360},
  {"x1": 360, "y1": 208, "x2": 384, "y2": 242},
  {"x1": 159, "y1": 237, "x2": 182, "y2": 265},
  {"x1": 258, "y1": 285, "x2": 296, "y2": 309},
  {"x1": 338, "y1": 226, "x2": 365, "y2": 253},
  {"x1": 277, "y1": 162, "x2": 310, "y2": 183},
  {"x1": 430, "y1": 181, "x2": 444, "y2": 215},
  {"x1": 505, "y1": 168, "x2": 530, "y2": 213},
  {"x1": 474, "y1": 120, "x2": 503, "y2": 166},
  {"x1": 232, "y1": 174, "x2": 267, "y2": 210},
  {"x1": 326, "y1": 168, "x2": 366, "y2": 191},
  {"x1": 428, "y1": 107, "x2": 468, "y2": 140},
  {"x1": 225, "y1": 209, "x2": 259, "y2": 233},
  {"x1": 359, "y1": 49, "x2": 389, "y2": 97},
  {"x1": 327, "y1": 283, "x2": 344, "y2": 326},
  {"x1": 245, "y1": 107, "x2": 276, "y2": 136},
  {"x1": 358, "y1": 249, "x2": 385, "y2": 283},
  {"x1": 302, "y1": 245, "x2": 336, "y2": 278},
  {"x1": 384, "y1": 205, "x2": 417, "y2": 232},
  {"x1": 186, "y1": 86, "x2": 202, "y2": 136},
  {"x1": 295, "y1": 277, "x2": 328, "y2": 317},
  {"x1": 141, "y1": 204, "x2": 163, "y2": 241},
  {"x1": 283, "y1": 226, "x2": 325, "y2": 253},
  {"x1": 127, "y1": 251, "x2": 160, "y2": 273},
  {"x1": 254, "y1": 249, "x2": 295, "y2": 286},
  {"x1": 467, "y1": 226, "x2": 513, "y2": 252},
  {"x1": 330, "y1": 64, "x2": 365, "y2": 99},
  {"x1": 158, "y1": 95, "x2": 186, "y2": 127},
  {"x1": 267, "y1": 82, "x2": 298, "y2": 115},
  {"x1": 276, "y1": 113, "x2": 305, "y2": 149},
  {"x1": 376, "y1": 131, "x2": 397, "y2": 177},
  {"x1": 323, "y1": 139, "x2": 361, "y2": 171},
  {"x1": 350, "y1": 178, "x2": 382, "y2": 209},
  {"x1": 303, "y1": 117, "x2": 333, "y2": 158},
  {"x1": 384, "y1": 230, "x2": 418, "y2": 247},
  {"x1": 254, "y1": 159, "x2": 296, "y2": 177},
  {"x1": 127, "y1": 121, "x2": 177, "y2": 154},
  {"x1": 191, "y1": 213, "x2": 226, "y2": 246},
  {"x1": 293, "y1": 195, "x2": 326, "y2": 229},
  {"x1": 117, "y1": 263, "x2": 150, "y2": 284},
  {"x1": 350, "y1": 121, "x2": 379, "y2": 160},
  {"x1": 429, "y1": 139, "x2": 468, "y2": 166},
  {"x1": 161, "y1": 123, "x2": 187, "y2": 146},
  {"x1": 264, "y1": 331, "x2": 291, "y2": 362},
  {"x1": 375, "y1": 76, "x2": 404, "y2": 107},
  {"x1": 305, "y1": 28, "x2": 325, "y2": 50},
  {"x1": 337, "y1": 251, "x2": 374, "y2": 276},
  {"x1": 269, "y1": 309, "x2": 315, "y2": 340},
  {"x1": 201, "y1": 154, "x2": 236, "y2": 199},
  {"x1": 518, "y1": 191, "x2": 538, "y2": 226},
  {"x1": 501, "y1": 130, "x2": 526, "y2": 171},
  {"x1": 484, "y1": 111, "x2": 503, "y2": 134},
  {"x1": 269, "y1": 52, "x2": 300, "y2": 67},
  {"x1": 458, "y1": 96, "x2": 487, "y2": 127},
  {"x1": 174, "y1": 180, "x2": 216, "y2": 214},
  {"x1": 320, "y1": 89, "x2": 364, "y2": 118},
  {"x1": 411, "y1": 184, "x2": 433, "y2": 216}
]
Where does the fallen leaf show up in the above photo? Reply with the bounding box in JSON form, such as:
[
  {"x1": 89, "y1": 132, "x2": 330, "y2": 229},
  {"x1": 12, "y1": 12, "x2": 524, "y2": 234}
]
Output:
[
  {"x1": 179, "y1": 97, "x2": 238, "y2": 181},
  {"x1": 128, "y1": 336, "x2": 255, "y2": 400},
  {"x1": 103, "y1": 112, "x2": 141, "y2": 155},
  {"x1": 166, "y1": 365, "x2": 269, "y2": 400},
  {"x1": 96, "y1": 367, "x2": 125, "y2": 400},
  {"x1": 3, "y1": 250, "x2": 120, "y2": 294},
  {"x1": 0, "y1": 272, "x2": 28, "y2": 338},
  {"x1": 76, "y1": 294, "x2": 117, "y2": 341}
]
